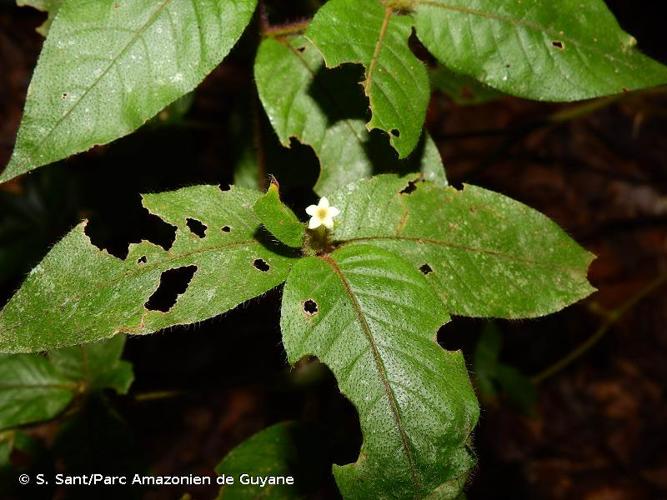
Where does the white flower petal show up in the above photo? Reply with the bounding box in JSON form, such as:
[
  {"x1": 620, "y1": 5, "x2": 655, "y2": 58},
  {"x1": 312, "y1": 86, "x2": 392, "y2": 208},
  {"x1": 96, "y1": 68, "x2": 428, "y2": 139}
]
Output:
[
  {"x1": 328, "y1": 206, "x2": 340, "y2": 217},
  {"x1": 319, "y1": 197, "x2": 330, "y2": 209},
  {"x1": 305, "y1": 205, "x2": 318, "y2": 216},
  {"x1": 322, "y1": 216, "x2": 334, "y2": 229},
  {"x1": 308, "y1": 217, "x2": 322, "y2": 229}
]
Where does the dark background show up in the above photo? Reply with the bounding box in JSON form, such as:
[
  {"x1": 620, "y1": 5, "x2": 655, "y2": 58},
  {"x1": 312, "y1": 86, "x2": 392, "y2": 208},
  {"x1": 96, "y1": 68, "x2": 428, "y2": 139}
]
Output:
[{"x1": 1, "y1": 0, "x2": 667, "y2": 498}]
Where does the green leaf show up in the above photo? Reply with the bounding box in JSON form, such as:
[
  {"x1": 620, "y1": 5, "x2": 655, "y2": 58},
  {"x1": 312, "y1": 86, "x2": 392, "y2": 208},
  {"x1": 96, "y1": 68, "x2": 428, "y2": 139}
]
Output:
[
  {"x1": 215, "y1": 421, "x2": 331, "y2": 499},
  {"x1": 281, "y1": 244, "x2": 478, "y2": 499},
  {"x1": 254, "y1": 181, "x2": 305, "y2": 248},
  {"x1": 305, "y1": 0, "x2": 430, "y2": 158},
  {"x1": 0, "y1": 433, "x2": 10, "y2": 466},
  {"x1": 430, "y1": 65, "x2": 502, "y2": 106},
  {"x1": 473, "y1": 322, "x2": 501, "y2": 396},
  {"x1": 0, "y1": 337, "x2": 134, "y2": 430},
  {"x1": 17, "y1": 0, "x2": 63, "y2": 36},
  {"x1": 0, "y1": 354, "x2": 75, "y2": 430},
  {"x1": 495, "y1": 364, "x2": 537, "y2": 413},
  {"x1": 330, "y1": 174, "x2": 595, "y2": 318},
  {"x1": 0, "y1": 185, "x2": 296, "y2": 353},
  {"x1": 48, "y1": 336, "x2": 133, "y2": 394},
  {"x1": 254, "y1": 36, "x2": 445, "y2": 195},
  {"x1": 2, "y1": 0, "x2": 258, "y2": 183},
  {"x1": 413, "y1": 0, "x2": 667, "y2": 101}
]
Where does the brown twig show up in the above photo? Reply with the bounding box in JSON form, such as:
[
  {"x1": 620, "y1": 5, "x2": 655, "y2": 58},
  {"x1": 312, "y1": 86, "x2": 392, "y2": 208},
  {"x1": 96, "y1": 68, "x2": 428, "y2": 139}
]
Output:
[{"x1": 532, "y1": 272, "x2": 667, "y2": 384}]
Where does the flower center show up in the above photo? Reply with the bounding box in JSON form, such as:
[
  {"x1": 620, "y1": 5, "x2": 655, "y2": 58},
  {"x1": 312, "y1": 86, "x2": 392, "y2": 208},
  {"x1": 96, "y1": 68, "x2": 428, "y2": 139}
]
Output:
[{"x1": 317, "y1": 207, "x2": 328, "y2": 219}]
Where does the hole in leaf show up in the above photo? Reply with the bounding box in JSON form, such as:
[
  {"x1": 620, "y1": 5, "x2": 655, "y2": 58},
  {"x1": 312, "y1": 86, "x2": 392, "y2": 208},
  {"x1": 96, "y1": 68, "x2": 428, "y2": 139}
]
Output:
[
  {"x1": 186, "y1": 218, "x2": 207, "y2": 238},
  {"x1": 145, "y1": 265, "x2": 197, "y2": 312},
  {"x1": 419, "y1": 263, "x2": 433, "y2": 275},
  {"x1": 400, "y1": 179, "x2": 419, "y2": 195},
  {"x1": 61, "y1": 92, "x2": 68, "y2": 99},
  {"x1": 303, "y1": 299, "x2": 318, "y2": 316},
  {"x1": 297, "y1": 46, "x2": 306, "y2": 53},
  {"x1": 137, "y1": 256, "x2": 147, "y2": 264},
  {"x1": 552, "y1": 40, "x2": 564, "y2": 49},
  {"x1": 253, "y1": 258, "x2": 270, "y2": 272},
  {"x1": 219, "y1": 183, "x2": 231, "y2": 192},
  {"x1": 390, "y1": 128, "x2": 401, "y2": 138},
  {"x1": 222, "y1": 226, "x2": 231, "y2": 233}
]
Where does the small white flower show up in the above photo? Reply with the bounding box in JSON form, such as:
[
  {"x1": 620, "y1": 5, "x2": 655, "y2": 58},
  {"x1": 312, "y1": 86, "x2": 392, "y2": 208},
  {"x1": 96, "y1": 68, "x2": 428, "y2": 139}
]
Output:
[{"x1": 305, "y1": 197, "x2": 340, "y2": 230}]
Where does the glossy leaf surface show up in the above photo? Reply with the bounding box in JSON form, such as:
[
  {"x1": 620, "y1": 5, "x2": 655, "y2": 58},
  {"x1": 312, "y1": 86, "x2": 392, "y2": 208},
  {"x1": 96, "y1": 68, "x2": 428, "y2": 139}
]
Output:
[
  {"x1": 413, "y1": 0, "x2": 667, "y2": 100},
  {"x1": 3, "y1": 0, "x2": 257, "y2": 182}
]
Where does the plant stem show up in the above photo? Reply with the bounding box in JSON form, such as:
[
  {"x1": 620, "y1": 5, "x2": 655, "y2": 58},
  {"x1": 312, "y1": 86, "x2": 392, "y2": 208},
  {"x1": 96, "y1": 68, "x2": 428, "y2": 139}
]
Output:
[
  {"x1": 532, "y1": 272, "x2": 667, "y2": 385},
  {"x1": 262, "y1": 19, "x2": 311, "y2": 38},
  {"x1": 133, "y1": 390, "x2": 183, "y2": 402}
]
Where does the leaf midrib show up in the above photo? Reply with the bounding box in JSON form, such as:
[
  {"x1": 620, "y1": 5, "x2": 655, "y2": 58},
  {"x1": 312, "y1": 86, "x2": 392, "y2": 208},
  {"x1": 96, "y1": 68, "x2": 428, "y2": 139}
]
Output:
[
  {"x1": 415, "y1": 0, "x2": 646, "y2": 70},
  {"x1": 23, "y1": 0, "x2": 175, "y2": 166},
  {"x1": 364, "y1": 5, "x2": 393, "y2": 96},
  {"x1": 320, "y1": 253, "x2": 421, "y2": 489},
  {"x1": 340, "y1": 235, "x2": 590, "y2": 273},
  {"x1": 283, "y1": 41, "x2": 368, "y2": 149}
]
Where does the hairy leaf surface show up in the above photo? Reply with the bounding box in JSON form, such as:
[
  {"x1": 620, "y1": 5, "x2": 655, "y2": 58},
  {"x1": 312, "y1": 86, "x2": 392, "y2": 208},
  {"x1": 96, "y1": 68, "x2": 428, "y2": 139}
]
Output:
[
  {"x1": 306, "y1": 0, "x2": 430, "y2": 158},
  {"x1": 254, "y1": 182, "x2": 305, "y2": 248},
  {"x1": 255, "y1": 36, "x2": 444, "y2": 195},
  {"x1": 0, "y1": 186, "x2": 295, "y2": 352},
  {"x1": 413, "y1": 0, "x2": 667, "y2": 100},
  {"x1": 330, "y1": 175, "x2": 595, "y2": 318},
  {"x1": 281, "y1": 244, "x2": 478, "y2": 499},
  {"x1": 3, "y1": 0, "x2": 257, "y2": 182}
]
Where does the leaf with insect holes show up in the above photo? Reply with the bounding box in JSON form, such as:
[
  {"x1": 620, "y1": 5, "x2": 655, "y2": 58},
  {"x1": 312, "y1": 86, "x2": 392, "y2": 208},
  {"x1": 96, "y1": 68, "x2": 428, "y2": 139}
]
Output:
[
  {"x1": 281, "y1": 244, "x2": 478, "y2": 499},
  {"x1": 215, "y1": 421, "x2": 331, "y2": 499},
  {"x1": 253, "y1": 182, "x2": 305, "y2": 248},
  {"x1": 17, "y1": 0, "x2": 63, "y2": 36},
  {"x1": 0, "y1": 186, "x2": 297, "y2": 353},
  {"x1": 329, "y1": 174, "x2": 595, "y2": 318},
  {"x1": 0, "y1": 336, "x2": 132, "y2": 430},
  {"x1": 305, "y1": 0, "x2": 431, "y2": 158},
  {"x1": 255, "y1": 36, "x2": 445, "y2": 195},
  {"x1": 413, "y1": 0, "x2": 667, "y2": 101},
  {"x1": 2, "y1": 0, "x2": 257, "y2": 183}
]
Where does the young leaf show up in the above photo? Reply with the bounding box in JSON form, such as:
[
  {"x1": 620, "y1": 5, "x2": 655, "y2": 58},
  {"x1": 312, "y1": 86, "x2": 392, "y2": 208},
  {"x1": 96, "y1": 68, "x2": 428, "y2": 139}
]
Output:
[
  {"x1": 254, "y1": 36, "x2": 445, "y2": 195},
  {"x1": 0, "y1": 186, "x2": 296, "y2": 353},
  {"x1": 0, "y1": 354, "x2": 75, "y2": 430},
  {"x1": 2, "y1": 0, "x2": 258, "y2": 183},
  {"x1": 413, "y1": 0, "x2": 667, "y2": 101},
  {"x1": 253, "y1": 180, "x2": 305, "y2": 248},
  {"x1": 48, "y1": 336, "x2": 133, "y2": 395},
  {"x1": 281, "y1": 244, "x2": 478, "y2": 499},
  {"x1": 215, "y1": 421, "x2": 331, "y2": 499},
  {"x1": 17, "y1": 0, "x2": 63, "y2": 36},
  {"x1": 330, "y1": 174, "x2": 595, "y2": 318},
  {"x1": 305, "y1": 0, "x2": 430, "y2": 158}
]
